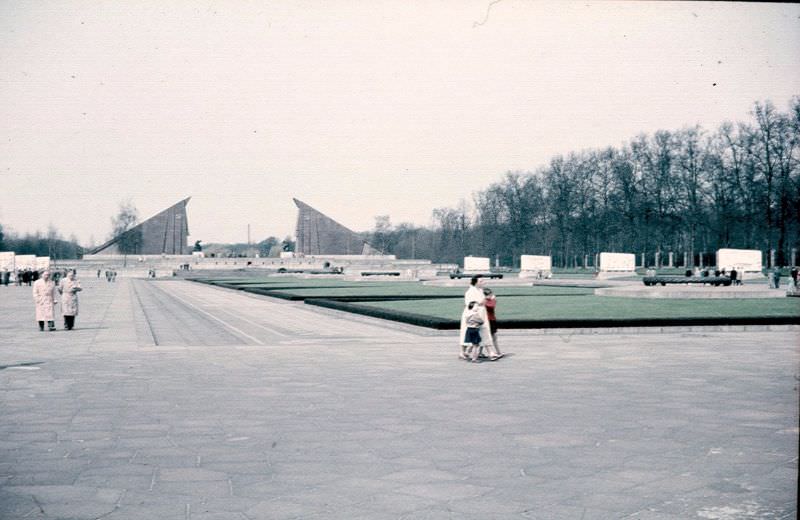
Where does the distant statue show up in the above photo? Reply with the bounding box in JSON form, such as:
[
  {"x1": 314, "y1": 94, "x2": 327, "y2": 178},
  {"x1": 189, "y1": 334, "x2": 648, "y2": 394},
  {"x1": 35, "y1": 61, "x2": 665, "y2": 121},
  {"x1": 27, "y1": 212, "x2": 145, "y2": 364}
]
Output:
[{"x1": 193, "y1": 240, "x2": 203, "y2": 252}]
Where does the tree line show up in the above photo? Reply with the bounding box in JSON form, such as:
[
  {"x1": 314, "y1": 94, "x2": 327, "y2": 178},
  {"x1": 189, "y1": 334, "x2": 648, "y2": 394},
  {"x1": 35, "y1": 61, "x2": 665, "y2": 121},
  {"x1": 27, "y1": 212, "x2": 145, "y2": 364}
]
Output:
[
  {"x1": 0, "y1": 223, "x2": 83, "y2": 260},
  {"x1": 367, "y1": 98, "x2": 800, "y2": 268},
  {"x1": 202, "y1": 236, "x2": 296, "y2": 258}
]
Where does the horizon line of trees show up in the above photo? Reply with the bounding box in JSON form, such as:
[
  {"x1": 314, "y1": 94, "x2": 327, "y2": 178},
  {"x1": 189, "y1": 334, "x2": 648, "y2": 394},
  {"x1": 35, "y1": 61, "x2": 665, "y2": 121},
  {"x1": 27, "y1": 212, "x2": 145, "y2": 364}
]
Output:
[
  {"x1": 202, "y1": 236, "x2": 296, "y2": 258},
  {"x1": 4, "y1": 97, "x2": 798, "y2": 268},
  {"x1": 366, "y1": 98, "x2": 800, "y2": 268},
  {"x1": 0, "y1": 223, "x2": 84, "y2": 260}
]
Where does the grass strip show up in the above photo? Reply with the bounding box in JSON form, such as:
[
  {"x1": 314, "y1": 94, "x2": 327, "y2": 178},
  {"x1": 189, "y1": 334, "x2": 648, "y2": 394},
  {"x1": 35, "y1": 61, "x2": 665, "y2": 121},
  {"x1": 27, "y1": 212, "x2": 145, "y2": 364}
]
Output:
[{"x1": 307, "y1": 297, "x2": 800, "y2": 329}]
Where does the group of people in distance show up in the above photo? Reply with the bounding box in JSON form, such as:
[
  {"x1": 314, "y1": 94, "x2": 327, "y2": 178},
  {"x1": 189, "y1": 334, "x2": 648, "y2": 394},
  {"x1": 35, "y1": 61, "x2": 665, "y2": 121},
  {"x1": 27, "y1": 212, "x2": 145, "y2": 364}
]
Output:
[
  {"x1": 459, "y1": 276, "x2": 505, "y2": 363},
  {"x1": 0, "y1": 268, "x2": 44, "y2": 286},
  {"x1": 32, "y1": 269, "x2": 82, "y2": 332},
  {"x1": 98, "y1": 269, "x2": 118, "y2": 282}
]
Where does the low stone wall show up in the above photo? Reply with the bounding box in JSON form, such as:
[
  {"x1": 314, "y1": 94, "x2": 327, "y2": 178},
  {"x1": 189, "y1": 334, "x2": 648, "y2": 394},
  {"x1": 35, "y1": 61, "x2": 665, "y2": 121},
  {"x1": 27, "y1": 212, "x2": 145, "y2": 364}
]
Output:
[{"x1": 595, "y1": 285, "x2": 785, "y2": 299}]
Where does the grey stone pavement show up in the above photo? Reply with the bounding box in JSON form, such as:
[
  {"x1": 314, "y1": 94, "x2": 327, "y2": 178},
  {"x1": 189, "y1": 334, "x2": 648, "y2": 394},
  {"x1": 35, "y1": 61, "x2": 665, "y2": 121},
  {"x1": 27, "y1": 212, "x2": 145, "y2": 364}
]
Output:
[{"x1": 0, "y1": 277, "x2": 797, "y2": 519}]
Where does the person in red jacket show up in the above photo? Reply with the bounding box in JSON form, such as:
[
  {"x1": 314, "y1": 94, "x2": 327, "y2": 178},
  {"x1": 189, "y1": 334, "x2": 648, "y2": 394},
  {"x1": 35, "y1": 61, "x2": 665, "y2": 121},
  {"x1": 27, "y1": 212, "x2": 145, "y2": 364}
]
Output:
[{"x1": 483, "y1": 288, "x2": 504, "y2": 360}]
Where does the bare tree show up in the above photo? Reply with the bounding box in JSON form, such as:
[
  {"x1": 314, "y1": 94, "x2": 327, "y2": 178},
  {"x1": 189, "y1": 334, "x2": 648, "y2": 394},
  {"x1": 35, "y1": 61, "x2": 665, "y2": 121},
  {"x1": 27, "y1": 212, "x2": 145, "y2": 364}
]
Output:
[
  {"x1": 425, "y1": 97, "x2": 799, "y2": 268},
  {"x1": 111, "y1": 200, "x2": 142, "y2": 260},
  {"x1": 372, "y1": 215, "x2": 393, "y2": 254}
]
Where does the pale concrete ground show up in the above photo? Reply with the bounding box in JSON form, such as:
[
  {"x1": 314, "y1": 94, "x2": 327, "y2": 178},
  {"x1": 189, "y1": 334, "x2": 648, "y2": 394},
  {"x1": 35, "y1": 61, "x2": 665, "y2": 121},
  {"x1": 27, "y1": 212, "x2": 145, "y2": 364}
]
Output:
[{"x1": 0, "y1": 277, "x2": 797, "y2": 519}]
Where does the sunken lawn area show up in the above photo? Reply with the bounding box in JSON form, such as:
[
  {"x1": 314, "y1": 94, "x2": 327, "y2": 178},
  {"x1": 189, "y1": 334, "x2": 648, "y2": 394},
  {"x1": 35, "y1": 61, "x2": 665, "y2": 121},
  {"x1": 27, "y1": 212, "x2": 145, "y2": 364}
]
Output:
[{"x1": 190, "y1": 275, "x2": 800, "y2": 328}]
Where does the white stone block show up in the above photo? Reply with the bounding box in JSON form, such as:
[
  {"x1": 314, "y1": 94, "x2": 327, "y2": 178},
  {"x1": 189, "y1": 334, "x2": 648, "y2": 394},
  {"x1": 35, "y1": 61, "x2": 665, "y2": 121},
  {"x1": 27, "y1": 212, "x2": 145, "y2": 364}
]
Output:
[
  {"x1": 36, "y1": 257, "x2": 51, "y2": 270},
  {"x1": 15, "y1": 254, "x2": 36, "y2": 270},
  {"x1": 463, "y1": 256, "x2": 490, "y2": 271},
  {"x1": 520, "y1": 255, "x2": 551, "y2": 272},
  {"x1": 0, "y1": 252, "x2": 14, "y2": 271},
  {"x1": 599, "y1": 252, "x2": 636, "y2": 272},
  {"x1": 717, "y1": 248, "x2": 762, "y2": 273}
]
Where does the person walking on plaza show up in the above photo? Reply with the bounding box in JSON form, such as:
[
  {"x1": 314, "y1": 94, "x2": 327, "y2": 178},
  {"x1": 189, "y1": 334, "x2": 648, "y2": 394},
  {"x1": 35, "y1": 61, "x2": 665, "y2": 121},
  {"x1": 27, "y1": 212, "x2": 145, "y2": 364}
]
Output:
[
  {"x1": 464, "y1": 276, "x2": 484, "y2": 306},
  {"x1": 458, "y1": 276, "x2": 500, "y2": 361},
  {"x1": 32, "y1": 270, "x2": 58, "y2": 331},
  {"x1": 462, "y1": 301, "x2": 484, "y2": 362},
  {"x1": 483, "y1": 288, "x2": 504, "y2": 359},
  {"x1": 459, "y1": 277, "x2": 485, "y2": 358},
  {"x1": 58, "y1": 269, "x2": 82, "y2": 330}
]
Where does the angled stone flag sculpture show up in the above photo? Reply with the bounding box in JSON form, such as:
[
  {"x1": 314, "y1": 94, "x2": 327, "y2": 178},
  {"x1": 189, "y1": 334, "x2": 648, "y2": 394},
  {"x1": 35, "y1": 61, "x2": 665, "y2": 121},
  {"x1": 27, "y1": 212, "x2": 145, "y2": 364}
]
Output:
[
  {"x1": 88, "y1": 197, "x2": 191, "y2": 255},
  {"x1": 293, "y1": 198, "x2": 381, "y2": 255}
]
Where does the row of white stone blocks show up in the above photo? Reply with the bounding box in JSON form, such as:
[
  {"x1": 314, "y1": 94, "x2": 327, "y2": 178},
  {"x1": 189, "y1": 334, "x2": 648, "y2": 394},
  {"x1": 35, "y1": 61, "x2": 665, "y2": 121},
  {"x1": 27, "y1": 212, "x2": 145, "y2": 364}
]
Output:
[{"x1": 463, "y1": 248, "x2": 764, "y2": 275}]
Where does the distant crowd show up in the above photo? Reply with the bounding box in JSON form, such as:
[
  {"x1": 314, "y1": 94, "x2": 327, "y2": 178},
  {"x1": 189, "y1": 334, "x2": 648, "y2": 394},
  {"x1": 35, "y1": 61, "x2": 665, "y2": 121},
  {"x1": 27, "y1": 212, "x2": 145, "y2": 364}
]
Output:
[
  {"x1": 0, "y1": 267, "x2": 47, "y2": 286},
  {"x1": 97, "y1": 269, "x2": 118, "y2": 282},
  {"x1": 0, "y1": 267, "x2": 123, "y2": 286}
]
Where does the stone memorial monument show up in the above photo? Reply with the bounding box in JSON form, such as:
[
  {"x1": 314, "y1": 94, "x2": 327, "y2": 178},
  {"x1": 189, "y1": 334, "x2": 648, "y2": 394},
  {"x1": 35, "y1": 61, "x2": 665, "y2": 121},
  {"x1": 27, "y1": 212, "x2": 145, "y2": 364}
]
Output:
[
  {"x1": 87, "y1": 197, "x2": 191, "y2": 256},
  {"x1": 294, "y1": 198, "x2": 381, "y2": 256},
  {"x1": 463, "y1": 256, "x2": 491, "y2": 272},
  {"x1": 717, "y1": 248, "x2": 762, "y2": 277},
  {"x1": 0, "y1": 252, "x2": 15, "y2": 272},
  {"x1": 36, "y1": 256, "x2": 51, "y2": 271},
  {"x1": 598, "y1": 252, "x2": 636, "y2": 278},
  {"x1": 519, "y1": 255, "x2": 552, "y2": 279},
  {"x1": 15, "y1": 254, "x2": 36, "y2": 271}
]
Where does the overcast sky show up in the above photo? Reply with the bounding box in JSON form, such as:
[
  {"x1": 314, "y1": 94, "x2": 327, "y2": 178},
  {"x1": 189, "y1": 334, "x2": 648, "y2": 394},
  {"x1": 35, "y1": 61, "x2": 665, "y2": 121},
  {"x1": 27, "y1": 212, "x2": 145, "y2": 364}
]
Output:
[{"x1": 1, "y1": 1, "x2": 798, "y2": 246}]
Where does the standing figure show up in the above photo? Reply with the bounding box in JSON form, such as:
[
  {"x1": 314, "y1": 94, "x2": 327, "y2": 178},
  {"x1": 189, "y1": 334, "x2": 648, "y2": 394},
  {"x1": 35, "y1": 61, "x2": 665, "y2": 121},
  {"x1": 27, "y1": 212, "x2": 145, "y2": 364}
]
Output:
[
  {"x1": 32, "y1": 270, "x2": 58, "y2": 331},
  {"x1": 59, "y1": 269, "x2": 82, "y2": 330},
  {"x1": 462, "y1": 302, "x2": 483, "y2": 362},
  {"x1": 483, "y1": 288, "x2": 504, "y2": 360},
  {"x1": 459, "y1": 277, "x2": 485, "y2": 359},
  {"x1": 457, "y1": 276, "x2": 499, "y2": 360}
]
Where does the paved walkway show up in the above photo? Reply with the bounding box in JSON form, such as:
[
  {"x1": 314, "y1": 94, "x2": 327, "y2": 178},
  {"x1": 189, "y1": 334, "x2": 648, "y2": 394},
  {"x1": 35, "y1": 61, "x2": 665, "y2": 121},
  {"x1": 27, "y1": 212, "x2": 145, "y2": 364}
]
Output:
[{"x1": 0, "y1": 278, "x2": 797, "y2": 519}]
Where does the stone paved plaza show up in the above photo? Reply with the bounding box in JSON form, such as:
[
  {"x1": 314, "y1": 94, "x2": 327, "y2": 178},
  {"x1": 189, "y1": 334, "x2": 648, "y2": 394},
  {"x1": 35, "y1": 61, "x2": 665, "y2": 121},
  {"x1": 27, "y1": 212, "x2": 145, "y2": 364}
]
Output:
[{"x1": 0, "y1": 276, "x2": 797, "y2": 519}]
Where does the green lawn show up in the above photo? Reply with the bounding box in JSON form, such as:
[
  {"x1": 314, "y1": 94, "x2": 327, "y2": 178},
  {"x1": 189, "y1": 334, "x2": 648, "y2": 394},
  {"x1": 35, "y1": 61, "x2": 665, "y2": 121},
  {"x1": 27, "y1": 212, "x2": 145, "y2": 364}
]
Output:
[
  {"x1": 197, "y1": 276, "x2": 592, "y2": 298},
  {"x1": 189, "y1": 275, "x2": 799, "y2": 325},
  {"x1": 352, "y1": 295, "x2": 800, "y2": 321},
  {"x1": 274, "y1": 285, "x2": 591, "y2": 299},
  {"x1": 205, "y1": 277, "x2": 358, "y2": 287}
]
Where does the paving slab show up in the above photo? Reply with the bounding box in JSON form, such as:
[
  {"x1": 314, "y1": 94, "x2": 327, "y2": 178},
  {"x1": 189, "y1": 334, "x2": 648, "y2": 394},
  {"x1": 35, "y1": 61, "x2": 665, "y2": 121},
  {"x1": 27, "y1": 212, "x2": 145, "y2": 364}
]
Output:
[{"x1": 0, "y1": 278, "x2": 797, "y2": 519}]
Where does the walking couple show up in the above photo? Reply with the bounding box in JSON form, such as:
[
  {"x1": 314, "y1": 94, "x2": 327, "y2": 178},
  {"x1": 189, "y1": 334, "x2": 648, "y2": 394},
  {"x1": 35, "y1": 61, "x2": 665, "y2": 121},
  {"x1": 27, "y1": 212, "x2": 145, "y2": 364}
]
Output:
[
  {"x1": 459, "y1": 276, "x2": 504, "y2": 362},
  {"x1": 33, "y1": 270, "x2": 82, "y2": 331}
]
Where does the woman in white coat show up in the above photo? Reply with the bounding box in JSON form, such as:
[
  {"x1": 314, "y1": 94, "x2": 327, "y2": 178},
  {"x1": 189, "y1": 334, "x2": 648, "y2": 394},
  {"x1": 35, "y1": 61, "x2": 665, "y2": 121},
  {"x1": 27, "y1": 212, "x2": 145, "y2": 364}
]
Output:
[
  {"x1": 32, "y1": 270, "x2": 58, "y2": 331},
  {"x1": 458, "y1": 276, "x2": 499, "y2": 360},
  {"x1": 59, "y1": 270, "x2": 82, "y2": 330}
]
